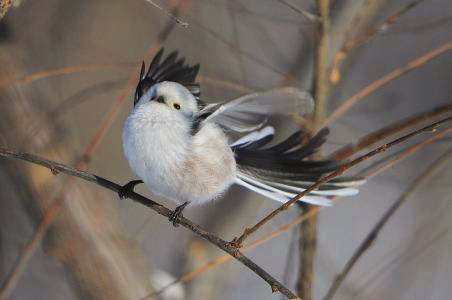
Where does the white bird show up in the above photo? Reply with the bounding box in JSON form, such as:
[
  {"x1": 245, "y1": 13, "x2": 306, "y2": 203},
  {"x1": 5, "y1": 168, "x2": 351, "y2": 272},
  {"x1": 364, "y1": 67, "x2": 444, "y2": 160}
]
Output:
[{"x1": 120, "y1": 49, "x2": 363, "y2": 225}]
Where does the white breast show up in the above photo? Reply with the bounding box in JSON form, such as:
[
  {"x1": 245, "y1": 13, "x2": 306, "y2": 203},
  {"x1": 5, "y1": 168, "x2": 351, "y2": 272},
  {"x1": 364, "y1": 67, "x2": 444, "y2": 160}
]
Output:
[{"x1": 122, "y1": 109, "x2": 236, "y2": 205}]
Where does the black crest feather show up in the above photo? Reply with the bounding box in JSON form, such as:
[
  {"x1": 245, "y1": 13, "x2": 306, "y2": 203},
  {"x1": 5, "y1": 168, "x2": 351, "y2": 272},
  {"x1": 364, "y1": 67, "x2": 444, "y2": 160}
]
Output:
[{"x1": 134, "y1": 48, "x2": 201, "y2": 106}]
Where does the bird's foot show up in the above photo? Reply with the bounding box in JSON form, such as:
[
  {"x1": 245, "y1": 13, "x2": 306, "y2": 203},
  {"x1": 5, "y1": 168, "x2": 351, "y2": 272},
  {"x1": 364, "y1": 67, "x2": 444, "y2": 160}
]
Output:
[
  {"x1": 169, "y1": 201, "x2": 190, "y2": 227},
  {"x1": 118, "y1": 180, "x2": 143, "y2": 199}
]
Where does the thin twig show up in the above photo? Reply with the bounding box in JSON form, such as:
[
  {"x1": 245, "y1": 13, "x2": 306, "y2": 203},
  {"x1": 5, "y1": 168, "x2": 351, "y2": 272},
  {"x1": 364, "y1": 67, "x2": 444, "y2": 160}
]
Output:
[
  {"x1": 276, "y1": 0, "x2": 318, "y2": 22},
  {"x1": 331, "y1": 102, "x2": 452, "y2": 160},
  {"x1": 361, "y1": 128, "x2": 452, "y2": 179},
  {"x1": 0, "y1": 66, "x2": 253, "y2": 96},
  {"x1": 0, "y1": 149, "x2": 300, "y2": 300},
  {"x1": 230, "y1": 116, "x2": 452, "y2": 247},
  {"x1": 281, "y1": 228, "x2": 299, "y2": 300},
  {"x1": 324, "y1": 41, "x2": 452, "y2": 127},
  {"x1": 144, "y1": 0, "x2": 188, "y2": 28},
  {"x1": 329, "y1": 0, "x2": 426, "y2": 84},
  {"x1": 323, "y1": 148, "x2": 452, "y2": 300},
  {"x1": 0, "y1": 63, "x2": 128, "y2": 89},
  {"x1": 197, "y1": 75, "x2": 253, "y2": 94}
]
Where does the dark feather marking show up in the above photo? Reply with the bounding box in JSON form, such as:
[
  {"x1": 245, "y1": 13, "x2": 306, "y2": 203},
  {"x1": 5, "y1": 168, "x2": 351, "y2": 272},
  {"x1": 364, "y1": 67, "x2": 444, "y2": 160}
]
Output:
[
  {"x1": 234, "y1": 127, "x2": 360, "y2": 182},
  {"x1": 134, "y1": 48, "x2": 201, "y2": 106},
  {"x1": 190, "y1": 110, "x2": 214, "y2": 136}
]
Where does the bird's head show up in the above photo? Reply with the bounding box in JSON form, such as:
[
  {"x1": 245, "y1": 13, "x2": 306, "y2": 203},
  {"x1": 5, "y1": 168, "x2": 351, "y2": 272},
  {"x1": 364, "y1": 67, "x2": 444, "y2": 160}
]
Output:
[{"x1": 133, "y1": 81, "x2": 199, "y2": 128}]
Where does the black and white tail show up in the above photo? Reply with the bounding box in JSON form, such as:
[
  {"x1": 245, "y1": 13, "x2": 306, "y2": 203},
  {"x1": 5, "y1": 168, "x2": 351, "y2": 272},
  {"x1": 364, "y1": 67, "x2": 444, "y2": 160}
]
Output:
[{"x1": 231, "y1": 127, "x2": 365, "y2": 206}]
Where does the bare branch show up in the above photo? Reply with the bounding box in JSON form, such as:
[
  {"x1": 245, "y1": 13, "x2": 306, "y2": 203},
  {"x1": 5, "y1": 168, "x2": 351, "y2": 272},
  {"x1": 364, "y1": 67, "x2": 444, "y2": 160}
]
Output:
[
  {"x1": 323, "y1": 148, "x2": 452, "y2": 300},
  {"x1": 324, "y1": 41, "x2": 452, "y2": 127},
  {"x1": 230, "y1": 116, "x2": 452, "y2": 247},
  {"x1": 0, "y1": 64, "x2": 128, "y2": 89},
  {"x1": 360, "y1": 128, "x2": 452, "y2": 179},
  {"x1": 331, "y1": 102, "x2": 452, "y2": 160},
  {"x1": 276, "y1": 0, "x2": 318, "y2": 22},
  {"x1": 144, "y1": 0, "x2": 189, "y2": 28},
  {"x1": 329, "y1": 0, "x2": 426, "y2": 84},
  {"x1": 0, "y1": 148, "x2": 300, "y2": 300}
]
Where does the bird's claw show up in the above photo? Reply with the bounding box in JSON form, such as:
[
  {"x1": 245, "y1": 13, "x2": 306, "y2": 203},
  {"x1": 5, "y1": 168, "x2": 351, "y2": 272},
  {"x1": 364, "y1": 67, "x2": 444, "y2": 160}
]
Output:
[
  {"x1": 168, "y1": 201, "x2": 190, "y2": 227},
  {"x1": 118, "y1": 180, "x2": 143, "y2": 199}
]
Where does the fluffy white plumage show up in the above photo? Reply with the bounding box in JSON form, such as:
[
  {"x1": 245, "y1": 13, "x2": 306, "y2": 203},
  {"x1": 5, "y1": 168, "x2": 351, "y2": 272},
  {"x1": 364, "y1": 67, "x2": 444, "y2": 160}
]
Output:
[
  {"x1": 121, "y1": 50, "x2": 364, "y2": 214},
  {"x1": 123, "y1": 82, "x2": 236, "y2": 205},
  {"x1": 122, "y1": 81, "x2": 362, "y2": 208}
]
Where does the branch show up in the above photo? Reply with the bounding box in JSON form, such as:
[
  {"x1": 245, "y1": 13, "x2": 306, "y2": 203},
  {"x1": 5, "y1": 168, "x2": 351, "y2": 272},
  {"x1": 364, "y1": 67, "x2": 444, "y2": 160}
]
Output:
[
  {"x1": 323, "y1": 148, "x2": 452, "y2": 300},
  {"x1": 150, "y1": 128, "x2": 451, "y2": 296},
  {"x1": 144, "y1": 0, "x2": 189, "y2": 28},
  {"x1": 323, "y1": 41, "x2": 452, "y2": 127},
  {"x1": 297, "y1": 1, "x2": 330, "y2": 298},
  {"x1": 230, "y1": 116, "x2": 452, "y2": 247},
  {"x1": 0, "y1": 64, "x2": 128, "y2": 89},
  {"x1": 312, "y1": 0, "x2": 331, "y2": 129},
  {"x1": 329, "y1": 0, "x2": 426, "y2": 84},
  {"x1": 359, "y1": 128, "x2": 452, "y2": 179},
  {"x1": 0, "y1": 149, "x2": 300, "y2": 300},
  {"x1": 277, "y1": 0, "x2": 318, "y2": 23},
  {"x1": 0, "y1": 66, "x2": 253, "y2": 96},
  {"x1": 330, "y1": 102, "x2": 452, "y2": 160}
]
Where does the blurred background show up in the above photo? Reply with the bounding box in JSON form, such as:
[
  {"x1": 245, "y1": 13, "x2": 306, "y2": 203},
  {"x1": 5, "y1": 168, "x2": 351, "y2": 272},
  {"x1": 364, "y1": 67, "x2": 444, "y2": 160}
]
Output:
[{"x1": 0, "y1": 0, "x2": 451, "y2": 299}]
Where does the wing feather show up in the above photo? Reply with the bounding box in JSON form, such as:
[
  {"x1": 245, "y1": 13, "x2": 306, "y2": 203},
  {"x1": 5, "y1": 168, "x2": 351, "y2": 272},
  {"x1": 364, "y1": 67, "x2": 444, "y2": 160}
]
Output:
[{"x1": 202, "y1": 87, "x2": 314, "y2": 132}]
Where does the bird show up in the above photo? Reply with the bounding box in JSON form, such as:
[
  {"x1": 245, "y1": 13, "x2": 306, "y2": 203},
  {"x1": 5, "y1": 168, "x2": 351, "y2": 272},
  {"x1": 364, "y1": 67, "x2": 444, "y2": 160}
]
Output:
[{"x1": 120, "y1": 49, "x2": 364, "y2": 226}]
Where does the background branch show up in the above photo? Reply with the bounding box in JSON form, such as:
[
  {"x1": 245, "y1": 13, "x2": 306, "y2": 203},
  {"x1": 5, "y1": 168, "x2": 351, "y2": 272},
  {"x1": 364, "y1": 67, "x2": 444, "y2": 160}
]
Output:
[
  {"x1": 323, "y1": 148, "x2": 452, "y2": 300},
  {"x1": 331, "y1": 102, "x2": 452, "y2": 160},
  {"x1": 297, "y1": 1, "x2": 330, "y2": 299},
  {"x1": 323, "y1": 41, "x2": 452, "y2": 127},
  {"x1": 329, "y1": 0, "x2": 426, "y2": 84}
]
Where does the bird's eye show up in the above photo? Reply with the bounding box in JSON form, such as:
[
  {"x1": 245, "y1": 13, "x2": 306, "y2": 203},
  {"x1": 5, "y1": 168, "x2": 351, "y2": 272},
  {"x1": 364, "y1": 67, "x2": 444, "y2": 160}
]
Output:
[
  {"x1": 156, "y1": 96, "x2": 165, "y2": 103},
  {"x1": 173, "y1": 103, "x2": 181, "y2": 110}
]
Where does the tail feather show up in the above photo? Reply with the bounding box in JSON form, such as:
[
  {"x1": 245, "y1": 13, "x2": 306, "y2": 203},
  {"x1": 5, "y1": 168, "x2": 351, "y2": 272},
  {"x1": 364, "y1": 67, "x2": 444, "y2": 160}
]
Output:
[
  {"x1": 236, "y1": 174, "x2": 333, "y2": 206},
  {"x1": 232, "y1": 126, "x2": 365, "y2": 206}
]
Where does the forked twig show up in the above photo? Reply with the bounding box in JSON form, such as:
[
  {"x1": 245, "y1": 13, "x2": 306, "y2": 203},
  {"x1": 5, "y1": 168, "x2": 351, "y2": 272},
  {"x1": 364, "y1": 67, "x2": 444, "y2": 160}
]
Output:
[
  {"x1": 361, "y1": 128, "x2": 452, "y2": 179},
  {"x1": 329, "y1": 0, "x2": 426, "y2": 84},
  {"x1": 230, "y1": 116, "x2": 452, "y2": 247},
  {"x1": 277, "y1": 0, "x2": 318, "y2": 22},
  {"x1": 144, "y1": 0, "x2": 189, "y2": 28},
  {"x1": 0, "y1": 148, "x2": 299, "y2": 300},
  {"x1": 324, "y1": 41, "x2": 452, "y2": 127},
  {"x1": 331, "y1": 102, "x2": 452, "y2": 160}
]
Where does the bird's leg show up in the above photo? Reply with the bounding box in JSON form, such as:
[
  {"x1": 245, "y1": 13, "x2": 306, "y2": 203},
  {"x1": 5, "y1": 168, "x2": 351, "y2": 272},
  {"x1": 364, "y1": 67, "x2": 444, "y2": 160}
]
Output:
[
  {"x1": 118, "y1": 180, "x2": 143, "y2": 199},
  {"x1": 169, "y1": 201, "x2": 190, "y2": 227}
]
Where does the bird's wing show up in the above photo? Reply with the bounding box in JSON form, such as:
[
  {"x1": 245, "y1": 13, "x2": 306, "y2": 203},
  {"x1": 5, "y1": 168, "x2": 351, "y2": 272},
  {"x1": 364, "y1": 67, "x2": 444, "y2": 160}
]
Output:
[
  {"x1": 134, "y1": 48, "x2": 201, "y2": 106},
  {"x1": 199, "y1": 87, "x2": 314, "y2": 132}
]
